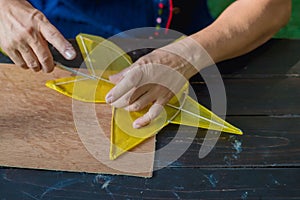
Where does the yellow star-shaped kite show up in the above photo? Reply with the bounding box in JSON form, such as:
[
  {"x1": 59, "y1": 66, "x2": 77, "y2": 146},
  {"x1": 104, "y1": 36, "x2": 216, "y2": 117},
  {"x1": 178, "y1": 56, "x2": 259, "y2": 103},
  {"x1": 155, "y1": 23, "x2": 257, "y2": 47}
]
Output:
[{"x1": 46, "y1": 34, "x2": 243, "y2": 160}]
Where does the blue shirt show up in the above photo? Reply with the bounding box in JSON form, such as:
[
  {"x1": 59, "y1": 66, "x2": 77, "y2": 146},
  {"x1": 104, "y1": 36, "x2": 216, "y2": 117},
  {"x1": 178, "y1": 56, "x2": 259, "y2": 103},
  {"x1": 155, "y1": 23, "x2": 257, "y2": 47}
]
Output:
[{"x1": 28, "y1": 0, "x2": 213, "y2": 38}]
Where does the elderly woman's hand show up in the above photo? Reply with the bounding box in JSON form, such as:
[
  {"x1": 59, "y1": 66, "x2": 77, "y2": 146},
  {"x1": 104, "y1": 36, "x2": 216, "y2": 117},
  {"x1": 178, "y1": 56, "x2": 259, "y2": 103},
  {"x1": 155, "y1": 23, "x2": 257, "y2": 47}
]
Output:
[{"x1": 0, "y1": 0, "x2": 76, "y2": 72}]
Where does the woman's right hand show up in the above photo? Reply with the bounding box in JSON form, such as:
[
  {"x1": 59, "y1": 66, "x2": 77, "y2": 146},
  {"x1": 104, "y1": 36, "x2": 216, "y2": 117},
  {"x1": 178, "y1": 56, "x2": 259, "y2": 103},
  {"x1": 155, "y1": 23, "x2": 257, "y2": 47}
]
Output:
[{"x1": 0, "y1": 0, "x2": 76, "y2": 72}]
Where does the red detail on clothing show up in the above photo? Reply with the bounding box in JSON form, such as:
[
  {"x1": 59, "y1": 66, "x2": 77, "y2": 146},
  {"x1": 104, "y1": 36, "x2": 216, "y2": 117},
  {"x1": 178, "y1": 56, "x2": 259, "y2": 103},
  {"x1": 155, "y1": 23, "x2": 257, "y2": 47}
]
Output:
[
  {"x1": 158, "y1": 3, "x2": 164, "y2": 9},
  {"x1": 165, "y1": 0, "x2": 173, "y2": 34}
]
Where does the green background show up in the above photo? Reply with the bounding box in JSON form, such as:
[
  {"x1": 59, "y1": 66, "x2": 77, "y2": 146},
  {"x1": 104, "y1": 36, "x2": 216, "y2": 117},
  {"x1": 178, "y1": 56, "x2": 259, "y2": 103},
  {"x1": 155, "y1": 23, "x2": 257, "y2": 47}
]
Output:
[{"x1": 207, "y1": 0, "x2": 300, "y2": 39}]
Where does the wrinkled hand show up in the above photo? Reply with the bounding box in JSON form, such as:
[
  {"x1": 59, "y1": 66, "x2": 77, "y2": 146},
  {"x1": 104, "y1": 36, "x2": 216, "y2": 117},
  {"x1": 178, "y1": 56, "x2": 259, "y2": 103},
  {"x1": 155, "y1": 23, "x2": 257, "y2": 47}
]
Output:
[
  {"x1": 106, "y1": 42, "x2": 200, "y2": 129},
  {"x1": 0, "y1": 0, "x2": 76, "y2": 72}
]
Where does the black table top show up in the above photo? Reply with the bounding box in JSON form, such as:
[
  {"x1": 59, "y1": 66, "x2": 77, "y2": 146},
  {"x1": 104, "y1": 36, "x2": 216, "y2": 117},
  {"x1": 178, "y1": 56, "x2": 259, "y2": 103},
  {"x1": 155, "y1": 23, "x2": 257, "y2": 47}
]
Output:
[{"x1": 0, "y1": 38, "x2": 300, "y2": 199}]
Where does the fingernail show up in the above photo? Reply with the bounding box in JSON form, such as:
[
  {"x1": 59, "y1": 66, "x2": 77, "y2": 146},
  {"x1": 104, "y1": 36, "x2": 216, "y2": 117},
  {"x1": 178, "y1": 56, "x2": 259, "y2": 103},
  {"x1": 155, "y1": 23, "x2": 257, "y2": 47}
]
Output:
[
  {"x1": 43, "y1": 65, "x2": 54, "y2": 73},
  {"x1": 109, "y1": 74, "x2": 122, "y2": 84},
  {"x1": 109, "y1": 74, "x2": 117, "y2": 79},
  {"x1": 29, "y1": 61, "x2": 39, "y2": 69},
  {"x1": 105, "y1": 93, "x2": 113, "y2": 104},
  {"x1": 133, "y1": 122, "x2": 142, "y2": 129},
  {"x1": 108, "y1": 75, "x2": 115, "y2": 82},
  {"x1": 31, "y1": 65, "x2": 41, "y2": 72},
  {"x1": 124, "y1": 105, "x2": 136, "y2": 112},
  {"x1": 124, "y1": 106, "x2": 130, "y2": 111},
  {"x1": 133, "y1": 118, "x2": 149, "y2": 129},
  {"x1": 64, "y1": 48, "x2": 76, "y2": 60}
]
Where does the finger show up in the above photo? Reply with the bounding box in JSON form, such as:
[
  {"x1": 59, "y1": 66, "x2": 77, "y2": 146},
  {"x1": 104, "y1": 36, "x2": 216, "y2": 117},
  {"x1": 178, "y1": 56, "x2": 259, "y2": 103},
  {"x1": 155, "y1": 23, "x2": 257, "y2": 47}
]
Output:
[
  {"x1": 39, "y1": 19, "x2": 76, "y2": 60},
  {"x1": 18, "y1": 44, "x2": 41, "y2": 72},
  {"x1": 30, "y1": 33, "x2": 54, "y2": 73},
  {"x1": 155, "y1": 90, "x2": 175, "y2": 105},
  {"x1": 105, "y1": 67, "x2": 142, "y2": 104},
  {"x1": 129, "y1": 85, "x2": 173, "y2": 109},
  {"x1": 111, "y1": 84, "x2": 153, "y2": 108},
  {"x1": 125, "y1": 89, "x2": 158, "y2": 112},
  {"x1": 133, "y1": 103, "x2": 164, "y2": 129},
  {"x1": 132, "y1": 89, "x2": 174, "y2": 128},
  {"x1": 109, "y1": 66, "x2": 132, "y2": 84},
  {"x1": 109, "y1": 88, "x2": 136, "y2": 108},
  {"x1": 6, "y1": 50, "x2": 28, "y2": 69}
]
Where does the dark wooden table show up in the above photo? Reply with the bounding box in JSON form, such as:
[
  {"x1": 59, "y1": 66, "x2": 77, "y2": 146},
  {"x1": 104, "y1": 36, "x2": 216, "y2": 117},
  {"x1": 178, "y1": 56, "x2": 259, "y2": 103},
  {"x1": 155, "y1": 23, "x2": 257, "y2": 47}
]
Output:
[{"x1": 0, "y1": 39, "x2": 299, "y2": 199}]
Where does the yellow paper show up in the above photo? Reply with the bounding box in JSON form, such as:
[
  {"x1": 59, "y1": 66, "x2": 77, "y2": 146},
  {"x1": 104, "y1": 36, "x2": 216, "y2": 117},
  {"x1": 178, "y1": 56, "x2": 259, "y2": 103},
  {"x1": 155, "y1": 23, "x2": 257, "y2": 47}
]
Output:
[
  {"x1": 76, "y1": 33, "x2": 132, "y2": 79},
  {"x1": 46, "y1": 33, "x2": 243, "y2": 160},
  {"x1": 46, "y1": 76, "x2": 113, "y2": 103},
  {"x1": 170, "y1": 96, "x2": 242, "y2": 135}
]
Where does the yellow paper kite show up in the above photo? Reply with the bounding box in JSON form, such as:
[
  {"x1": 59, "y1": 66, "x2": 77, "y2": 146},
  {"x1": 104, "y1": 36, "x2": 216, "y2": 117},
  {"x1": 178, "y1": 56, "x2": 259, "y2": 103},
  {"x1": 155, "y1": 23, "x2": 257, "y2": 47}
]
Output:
[{"x1": 46, "y1": 33, "x2": 243, "y2": 160}]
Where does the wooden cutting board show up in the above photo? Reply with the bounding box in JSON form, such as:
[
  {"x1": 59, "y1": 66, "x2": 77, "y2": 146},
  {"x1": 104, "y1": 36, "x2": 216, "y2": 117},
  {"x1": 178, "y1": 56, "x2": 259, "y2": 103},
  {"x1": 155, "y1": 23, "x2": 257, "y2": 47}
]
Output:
[{"x1": 0, "y1": 64, "x2": 155, "y2": 177}]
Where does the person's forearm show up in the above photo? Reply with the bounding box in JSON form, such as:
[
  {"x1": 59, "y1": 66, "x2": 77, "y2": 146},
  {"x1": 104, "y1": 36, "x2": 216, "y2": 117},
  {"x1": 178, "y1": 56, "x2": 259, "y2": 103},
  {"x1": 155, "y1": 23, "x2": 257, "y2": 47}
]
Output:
[{"x1": 190, "y1": 0, "x2": 291, "y2": 64}]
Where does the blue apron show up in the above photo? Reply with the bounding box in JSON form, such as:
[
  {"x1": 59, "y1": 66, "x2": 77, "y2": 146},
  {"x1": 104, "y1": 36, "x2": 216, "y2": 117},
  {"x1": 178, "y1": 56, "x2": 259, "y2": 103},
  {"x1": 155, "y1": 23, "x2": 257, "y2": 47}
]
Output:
[{"x1": 28, "y1": 0, "x2": 213, "y2": 38}]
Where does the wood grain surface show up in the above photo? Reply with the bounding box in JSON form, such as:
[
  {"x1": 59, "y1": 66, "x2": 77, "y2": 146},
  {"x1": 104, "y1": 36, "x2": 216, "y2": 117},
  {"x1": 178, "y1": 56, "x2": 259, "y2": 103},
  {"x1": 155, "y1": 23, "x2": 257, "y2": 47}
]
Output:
[{"x1": 0, "y1": 64, "x2": 155, "y2": 177}]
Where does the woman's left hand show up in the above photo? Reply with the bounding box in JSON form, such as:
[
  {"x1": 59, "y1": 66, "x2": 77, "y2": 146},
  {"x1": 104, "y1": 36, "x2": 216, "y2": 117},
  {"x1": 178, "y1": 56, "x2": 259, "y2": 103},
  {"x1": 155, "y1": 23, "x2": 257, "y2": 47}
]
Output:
[{"x1": 105, "y1": 41, "x2": 199, "y2": 129}]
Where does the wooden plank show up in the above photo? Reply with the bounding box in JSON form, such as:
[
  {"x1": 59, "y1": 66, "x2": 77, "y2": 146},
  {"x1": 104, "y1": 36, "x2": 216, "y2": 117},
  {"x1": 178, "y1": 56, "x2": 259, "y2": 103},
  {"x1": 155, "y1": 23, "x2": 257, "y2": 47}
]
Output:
[
  {"x1": 0, "y1": 64, "x2": 155, "y2": 177},
  {"x1": 155, "y1": 116, "x2": 300, "y2": 168},
  {"x1": 0, "y1": 167, "x2": 299, "y2": 199},
  {"x1": 188, "y1": 39, "x2": 300, "y2": 84},
  {"x1": 217, "y1": 39, "x2": 300, "y2": 77},
  {"x1": 191, "y1": 78, "x2": 300, "y2": 115}
]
